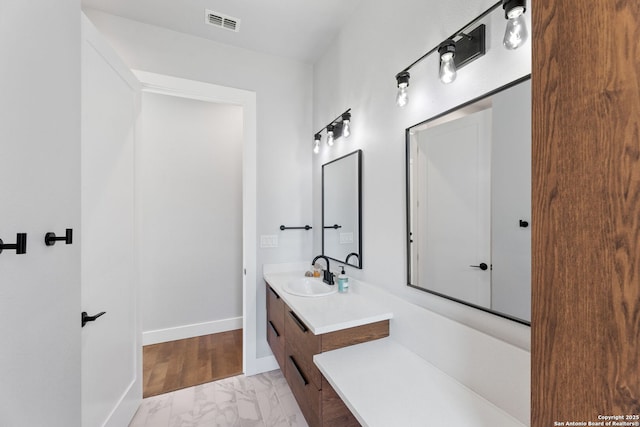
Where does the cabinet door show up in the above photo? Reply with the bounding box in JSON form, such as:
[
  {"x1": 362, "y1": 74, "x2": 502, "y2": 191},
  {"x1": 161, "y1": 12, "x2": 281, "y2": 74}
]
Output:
[{"x1": 266, "y1": 284, "x2": 285, "y2": 369}]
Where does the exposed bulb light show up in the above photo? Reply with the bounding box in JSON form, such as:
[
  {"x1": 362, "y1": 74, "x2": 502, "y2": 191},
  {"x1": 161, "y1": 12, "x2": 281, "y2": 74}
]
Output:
[
  {"x1": 341, "y1": 112, "x2": 351, "y2": 138},
  {"x1": 502, "y1": 0, "x2": 528, "y2": 50},
  {"x1": 438, "y1": 41, "x2": 457, "y2": 84},
  {"x1": 395, "y1": 71, "x2": 410, "y2": 107},
  {"x1": 313, "y1": 133, "x2": 321, "y2": 154},
  {"x1": 326, "y1": 125, "x2": 335, "y2": 147},
  {"x1": 314, "y1": 109, "x2": 351, "y2": 152}
]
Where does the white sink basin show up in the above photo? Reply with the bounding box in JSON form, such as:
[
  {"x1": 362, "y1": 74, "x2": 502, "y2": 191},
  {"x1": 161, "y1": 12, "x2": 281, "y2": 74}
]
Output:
[{"x1": 283, "y1": 277, "x2": 338, "y2": 297}]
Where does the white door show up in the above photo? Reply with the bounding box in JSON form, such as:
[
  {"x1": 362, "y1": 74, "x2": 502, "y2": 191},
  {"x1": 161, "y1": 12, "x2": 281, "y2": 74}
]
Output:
[
  {"x1": 415, "y1": 109, "x2": 492, "y2": 307},
  {"x1": 81, "y1": 15, "x2": 141, "y2": 427}
]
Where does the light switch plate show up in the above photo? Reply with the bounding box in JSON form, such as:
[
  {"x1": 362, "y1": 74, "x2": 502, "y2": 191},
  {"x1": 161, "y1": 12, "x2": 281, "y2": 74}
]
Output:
[{"x1": 260, "y1": 235, "x2": 278, "y2": 248}]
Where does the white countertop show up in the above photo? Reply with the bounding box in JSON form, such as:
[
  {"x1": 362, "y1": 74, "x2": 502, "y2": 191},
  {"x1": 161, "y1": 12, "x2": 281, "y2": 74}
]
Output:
[
  {"x1": 314, "y1": 337, "x2": 527, "y2": 427},
  {"x1": 263, "y1": 271, "x2": 393, "y2": 334}
]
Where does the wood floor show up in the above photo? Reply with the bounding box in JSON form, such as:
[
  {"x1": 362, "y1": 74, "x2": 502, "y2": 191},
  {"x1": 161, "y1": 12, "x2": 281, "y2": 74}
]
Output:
[{"x1": 143, "y1": 329, "x2": 243, "y2": 398}]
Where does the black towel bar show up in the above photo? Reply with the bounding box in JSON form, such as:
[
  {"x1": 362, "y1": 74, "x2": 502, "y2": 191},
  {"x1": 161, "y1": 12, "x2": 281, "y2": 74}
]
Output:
[{"x1": 280, "y1": 225, "x2": 312, "y2": 231}]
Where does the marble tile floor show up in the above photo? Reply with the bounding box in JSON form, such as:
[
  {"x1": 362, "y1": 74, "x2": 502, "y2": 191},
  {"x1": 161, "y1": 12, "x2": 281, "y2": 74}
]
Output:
[{"x1": 129, "y1": 369, "x2": 309, "y2": 427}]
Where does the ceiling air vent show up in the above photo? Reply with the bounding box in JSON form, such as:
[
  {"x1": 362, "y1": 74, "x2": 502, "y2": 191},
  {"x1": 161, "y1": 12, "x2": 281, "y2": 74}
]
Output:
[{"x1": 205, "y1": 9, "x2": 240, "y2": 33}]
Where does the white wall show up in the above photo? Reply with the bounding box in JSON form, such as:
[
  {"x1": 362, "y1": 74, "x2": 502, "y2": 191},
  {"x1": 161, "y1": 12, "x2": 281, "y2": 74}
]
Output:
[
  {"x1": 0, "y1": 1, "x2": 81, "y2": 425},
  {"x1": 83, "y1": 9, "x2": 313, "y2": 362},
  {"x1": 312, "y1": 0, "x2": 532, "y2": 349},
  {"x1": 138, "y1": 92, "x2": 243, "y2": 342}
]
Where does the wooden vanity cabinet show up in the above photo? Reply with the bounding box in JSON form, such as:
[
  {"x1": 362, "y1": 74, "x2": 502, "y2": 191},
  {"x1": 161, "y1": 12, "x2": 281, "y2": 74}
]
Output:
[{"x1": 265, "y1": 282, "x2": 389, "y2": 427}]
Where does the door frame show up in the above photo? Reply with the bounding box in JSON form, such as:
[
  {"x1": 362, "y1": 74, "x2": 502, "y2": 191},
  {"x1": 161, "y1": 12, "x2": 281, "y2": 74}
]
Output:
[{"x1": 131, "y1": 71, "x2": 258, "y2": 375}]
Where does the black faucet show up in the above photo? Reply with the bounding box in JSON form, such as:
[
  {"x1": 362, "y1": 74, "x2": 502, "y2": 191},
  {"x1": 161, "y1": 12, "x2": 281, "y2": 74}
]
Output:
[
  {"x1": 312, "y1": 255, "x2": 334, "y2": 285},
  {"x1": 345, "y1": 252, "x2": 359, "y2": 266}
]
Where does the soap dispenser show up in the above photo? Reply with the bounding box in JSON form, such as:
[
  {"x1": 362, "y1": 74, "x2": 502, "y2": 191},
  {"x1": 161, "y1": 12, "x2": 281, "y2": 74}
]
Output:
[{"x1": 337, "y1": 266, "x2": 349, "y2": 293}]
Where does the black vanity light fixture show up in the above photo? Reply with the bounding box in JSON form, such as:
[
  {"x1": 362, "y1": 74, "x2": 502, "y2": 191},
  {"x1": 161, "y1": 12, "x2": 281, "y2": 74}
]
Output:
[
  {"x1": 394, "y1": 0, "x2": 528, "y2": 107},
  {"x1": 313, "y1": 108, "x2": 352, "y2": 154}
]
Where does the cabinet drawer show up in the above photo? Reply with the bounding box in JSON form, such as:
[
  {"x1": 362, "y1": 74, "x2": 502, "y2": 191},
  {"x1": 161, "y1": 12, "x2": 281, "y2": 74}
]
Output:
[
  {"x1": 266, "y1": 284, "x2": 285, "y2": 334},
  {"x1": 284, "y1": 308, "x2": 322, "y2": 390},
  {"x1": 285, "y1": 354, "x2": 321, "y2": 427},
  {"x1": 267, "y1": 318, "x2": 285, "y2": 370}
]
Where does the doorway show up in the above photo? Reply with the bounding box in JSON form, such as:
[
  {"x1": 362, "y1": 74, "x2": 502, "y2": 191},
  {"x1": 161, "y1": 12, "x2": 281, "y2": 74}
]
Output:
[{"x1": 134, "y1": 71, "x2": 257, "y2": 392}]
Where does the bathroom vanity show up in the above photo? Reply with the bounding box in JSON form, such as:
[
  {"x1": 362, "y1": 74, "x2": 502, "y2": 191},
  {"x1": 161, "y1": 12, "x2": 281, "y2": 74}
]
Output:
[
  {"x1": 264, "y1": 267, "x2": 529, "y2": 427},
  {"x1": 264, "y1": 271, "x2": 392, "y2": 427}
]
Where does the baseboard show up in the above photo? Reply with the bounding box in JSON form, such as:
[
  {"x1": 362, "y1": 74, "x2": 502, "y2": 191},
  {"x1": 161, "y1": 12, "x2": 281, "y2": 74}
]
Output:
[
  {"x1": 246, "y1": 355, "x2": 280, "y2": 376},
  {"x1": 143, "y1": 316, "x2": 243, "y2": 345},
  {"x1": 104, "y1": 377, "x2": 141, "y2": 427}
]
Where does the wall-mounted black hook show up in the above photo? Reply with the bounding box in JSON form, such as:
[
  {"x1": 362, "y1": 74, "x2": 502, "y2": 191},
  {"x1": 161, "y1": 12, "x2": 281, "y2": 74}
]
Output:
[
  {"x1": 0, "y1": 233, "x2": 27, "y2": 255},
  {"x1": 45, "y1": 228, "x2": 73, "y2": 246},
  {"x1": 519, "y1": 220, "x2": 529, "y2": 228}
]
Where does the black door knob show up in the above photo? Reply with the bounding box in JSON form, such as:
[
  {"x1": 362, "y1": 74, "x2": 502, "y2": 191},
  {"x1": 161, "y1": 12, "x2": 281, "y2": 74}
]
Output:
[
  {"x1": 82, "y1": 311, "x2": 106, "y2": 327},
  {"x1": 470, "y1": 263, "x2": 488, "y2": 271}
]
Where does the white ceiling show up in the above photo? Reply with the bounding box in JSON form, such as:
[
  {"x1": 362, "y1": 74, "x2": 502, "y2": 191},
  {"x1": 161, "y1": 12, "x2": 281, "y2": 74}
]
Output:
[{"x1": 82, "y1": 0, "x2": 364, "y2": 63}]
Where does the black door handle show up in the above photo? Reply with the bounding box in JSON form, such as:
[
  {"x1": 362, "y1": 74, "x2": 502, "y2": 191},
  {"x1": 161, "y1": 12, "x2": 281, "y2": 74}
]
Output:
[
  {"x1": 82, "y1": 311, "x2": 106, "y2": 327},
  {"x1": 470, "y1": 263, "x2": 488, "y2": 271}
]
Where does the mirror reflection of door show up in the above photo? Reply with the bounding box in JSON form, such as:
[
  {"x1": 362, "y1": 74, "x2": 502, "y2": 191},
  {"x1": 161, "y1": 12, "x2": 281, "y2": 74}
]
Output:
[
  {"x1": 406, "y1": 77, "x2": 531, "y2": 324},
  {"x1": 490, "y1": 80, "x2": 531, "y2": 321},
  {"x1": 411, "y1": 109, "x2": 492, "y2": 308}
]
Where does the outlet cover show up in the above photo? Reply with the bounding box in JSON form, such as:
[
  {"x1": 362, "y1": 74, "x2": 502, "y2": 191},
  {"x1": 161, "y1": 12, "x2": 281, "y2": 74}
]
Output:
[
  {"x1": 260, "y1": 235, "x2": 278, "y2": 248},
  {"x1": 340, "y1": 232, "x2": 354, "y2": 244}
]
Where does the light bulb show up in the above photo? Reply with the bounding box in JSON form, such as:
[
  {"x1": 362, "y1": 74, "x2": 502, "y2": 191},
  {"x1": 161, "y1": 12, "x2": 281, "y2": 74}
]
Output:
[
  {"x1": 341, "y1": 112, "x2": 351, "y2": 138},
  {"x1": 503, "y1": 6, "x2": 528, "y2": 50},
  {"x1": 313, "y1": 134, "x2": 321, "y2": 154},
  {"x1": 395, "y1": 71, "x2": 410, "y2": 108},
  {"x1": 439, "y1": 51, "x2": 457, "y2": 84},
  {"x1": 326, "y1": 126, "x2": 335, "y2": 147},
  {"x1": 342, "y1": 120, "x2": 351, "y2": 138},
  {"x1": 313, "y1": 133, "x2": 322, "y2": 153},
  {"x1": 327, "y1": 132, "x2": 334, "y2": 146},
  {"x1": 396, "y1": 84, "x2": 409, "y2": 107}
]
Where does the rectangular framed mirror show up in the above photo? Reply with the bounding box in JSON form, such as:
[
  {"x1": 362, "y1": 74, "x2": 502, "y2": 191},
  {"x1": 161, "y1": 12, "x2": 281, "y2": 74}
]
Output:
[
  {"x1": 406, "y1": 76, "x2": 531, "y2": 324},
  {"x1": 322, "y1": 150, "x2": 362, "y2": 268}
]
